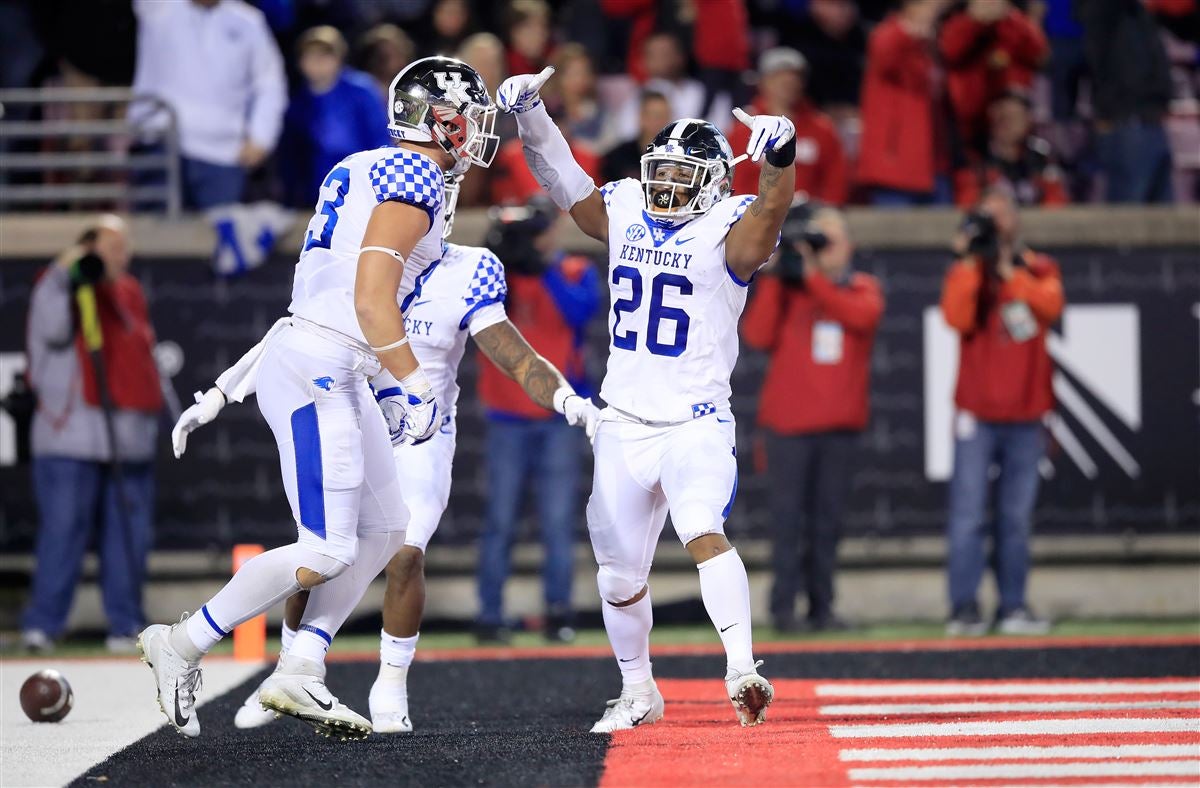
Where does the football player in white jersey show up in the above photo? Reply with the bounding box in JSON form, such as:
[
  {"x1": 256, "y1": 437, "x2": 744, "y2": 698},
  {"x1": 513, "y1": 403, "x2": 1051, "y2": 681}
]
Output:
[
  {"x1": 137, "y1": 56, "x2": 506, "y2": 740},
  {"x1": 496, "y1": 67, "x2": 798, "y2": 730},
  {"x1": 172, "y1": 180, "x2": 600, "y2": 734}
]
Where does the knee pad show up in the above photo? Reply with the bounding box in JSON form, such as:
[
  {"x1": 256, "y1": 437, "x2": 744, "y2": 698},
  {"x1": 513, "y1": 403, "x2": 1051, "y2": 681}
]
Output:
[
  {"x1": 294, "y1": 548, "x2": 350, "y2": 588},
  {"x1": 673, "y1": 501, "x2": 723, "y2": 545},
  {"x1": 596, "y1": 564, "x2": 643, "y2": 605}
]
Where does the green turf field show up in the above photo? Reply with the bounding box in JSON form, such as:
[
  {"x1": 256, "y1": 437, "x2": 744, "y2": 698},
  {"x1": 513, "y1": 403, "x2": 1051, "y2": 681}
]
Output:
[{"x1": 4, "y1": 618, "x2": 1196, "y2": 659}]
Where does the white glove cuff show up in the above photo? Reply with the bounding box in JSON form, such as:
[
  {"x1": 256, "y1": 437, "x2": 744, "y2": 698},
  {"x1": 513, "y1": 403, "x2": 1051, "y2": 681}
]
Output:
[
  {"x1": 516, "y1": 103, "x2": 597, "y2": 211},
  {"x1": 399, "y1": 366, "x2": 434, "y2": 399},
  {"x1": 371, "y1": 369, "x2": 401, "y2": 390},
  {"x1": 553, "y1": 386, "x2": 577, "y2": 415}
]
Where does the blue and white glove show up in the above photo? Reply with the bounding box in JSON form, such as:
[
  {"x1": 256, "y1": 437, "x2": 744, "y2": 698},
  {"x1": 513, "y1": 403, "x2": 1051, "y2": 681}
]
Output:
[
  {"x1": 732, "y1": 108, "x2": 797, "y2": 167},
  {"x1": 496, "y1": 66, "x2": 555, "y2": 114},
  {"x1": 373, "y1": 368, "x2": 440, "y2": 446}
]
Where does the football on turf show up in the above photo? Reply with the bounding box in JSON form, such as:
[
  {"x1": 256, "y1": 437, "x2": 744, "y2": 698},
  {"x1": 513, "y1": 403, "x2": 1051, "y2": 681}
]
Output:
[{"x1": 19, "y1": 669, "x2": 73, "y2": 723}]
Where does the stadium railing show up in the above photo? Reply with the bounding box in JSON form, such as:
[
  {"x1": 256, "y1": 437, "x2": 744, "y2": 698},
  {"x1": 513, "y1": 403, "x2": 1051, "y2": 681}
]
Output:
[{"x1": 0, "y1": 88, "x2": 182, "y2": 218}]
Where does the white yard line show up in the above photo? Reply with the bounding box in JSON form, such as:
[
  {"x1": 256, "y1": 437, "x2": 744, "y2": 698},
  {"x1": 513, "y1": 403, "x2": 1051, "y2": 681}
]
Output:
[
  {"x1": 1, "y1": 657, "x2": 264, "y2": 788},
  {"x1": 848, "y1": 759, "x2": 1200, "y2": 781},
  {"x1": 816, "y1": 680, "x2": 1200, "y2": 697},
  {"x1": 828, "y1": 717, "x2": 1200, "y2": 739},
  {"x1": 840, "y1": 744, "x2": 1200, "y2": 762},
  {"x1": 822, "y1": 700, "x2": 1200, "y2": 715}
]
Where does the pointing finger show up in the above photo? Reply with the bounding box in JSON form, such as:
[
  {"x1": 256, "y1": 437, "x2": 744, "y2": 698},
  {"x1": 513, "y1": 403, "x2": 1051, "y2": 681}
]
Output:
[
  {"x1": 732, "y1": 107, "x2": 755, "y2": 129},
  {"x1": 531, "y1": 66, "x2": 556, "y2": 89}
]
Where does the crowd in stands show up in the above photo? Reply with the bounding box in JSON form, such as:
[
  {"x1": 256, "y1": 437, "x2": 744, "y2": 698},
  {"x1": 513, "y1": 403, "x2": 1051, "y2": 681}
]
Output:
[{"x1": 3, "y1": 0, "x2": 1198, "y2": 211}]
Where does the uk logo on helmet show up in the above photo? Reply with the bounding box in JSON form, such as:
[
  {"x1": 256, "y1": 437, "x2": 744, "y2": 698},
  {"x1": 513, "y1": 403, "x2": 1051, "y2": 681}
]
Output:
[
  {"x1": 433, "y1": 71, "x2": 471, "y2": 106},
  {"x1": 625, "y1": 224, "x2": 646, "y2": 242}
]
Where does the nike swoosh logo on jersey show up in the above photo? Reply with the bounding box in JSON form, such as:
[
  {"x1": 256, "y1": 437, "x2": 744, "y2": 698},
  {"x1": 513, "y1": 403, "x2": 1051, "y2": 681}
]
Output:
[
  {"x1": 304, "y1": 688, "x2": 333, "y2": 711},
  {"x1": 410, "y1": 300, "x2": 430, "y2": 309},
  {"x1": 674, "y1": 236, "x2": 695, "y2": 246},
  {"x1": 716, "y1": 417, "x2": 732, "y2": 423},
  {"x1": 719, "y1": 623, "x2": 738, "y2": 633},
  {"x1": 174, "y1": 681, "x2": 190, "y2": 727}
]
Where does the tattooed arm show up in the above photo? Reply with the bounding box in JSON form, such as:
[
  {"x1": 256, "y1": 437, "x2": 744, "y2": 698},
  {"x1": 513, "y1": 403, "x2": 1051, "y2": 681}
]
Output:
[
  {"x1": 473, "y1": 319, "x2": 569, "y2": 410},
  {"x1": 725, "y1": 157, "x2": 796, "y2": 281}
]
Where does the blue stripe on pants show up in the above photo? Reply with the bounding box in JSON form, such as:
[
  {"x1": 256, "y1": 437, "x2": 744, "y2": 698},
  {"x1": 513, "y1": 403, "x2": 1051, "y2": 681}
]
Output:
[
  {"x1": 722, "y1": 446, "x2": 739, "y2": 519},
  {"x1": 291, "y1": 402, "x2": 326, "y2": 539}
]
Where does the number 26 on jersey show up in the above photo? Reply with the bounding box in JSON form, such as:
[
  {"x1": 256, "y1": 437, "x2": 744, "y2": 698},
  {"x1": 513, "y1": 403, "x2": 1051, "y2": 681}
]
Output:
[{"x1": 611, "y1": 266, "x2": 692, "y2": 357}]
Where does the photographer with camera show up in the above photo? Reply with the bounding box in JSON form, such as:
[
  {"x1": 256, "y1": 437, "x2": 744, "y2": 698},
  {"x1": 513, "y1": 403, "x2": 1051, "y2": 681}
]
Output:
[
  {"x1": 742, "y1": 203, "x2": 884, "y2": 632},
  {"x1": 940, "y1": 185, "x2": 1064, "y2": 636},
  {"x1": 475, "y1": 197, "x2": 601, "y2": 643},
  {"x1": 21, "y1": 216, "x2": 162, "y2": 653}
]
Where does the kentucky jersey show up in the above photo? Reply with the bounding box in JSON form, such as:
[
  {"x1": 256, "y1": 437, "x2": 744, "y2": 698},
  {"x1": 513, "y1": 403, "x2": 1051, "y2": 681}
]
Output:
[
  {"x1": 599, "y1": 178, "x2": 767, "y2": 423},
  {"x1": 289, "y1": 146, "x2": 446, "y2": 344},
  {"x1": 406, "y1": 242, "x2": 508, "y2": 417}
]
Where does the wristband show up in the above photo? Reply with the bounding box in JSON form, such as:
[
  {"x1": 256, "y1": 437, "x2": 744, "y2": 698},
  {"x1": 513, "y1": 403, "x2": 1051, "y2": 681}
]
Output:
[
  {"x1": 552, "y1": 386, "x2": 578, "y2": 415},
  {"x1": 764, "y1": 137, "x2": 796, "y2": 168}
]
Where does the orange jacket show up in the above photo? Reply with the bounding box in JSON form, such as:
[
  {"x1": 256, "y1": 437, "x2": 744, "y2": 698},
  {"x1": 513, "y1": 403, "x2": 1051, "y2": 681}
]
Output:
[{"x1": 940, "y1": 251, "x2": 1063, "y2": 422}]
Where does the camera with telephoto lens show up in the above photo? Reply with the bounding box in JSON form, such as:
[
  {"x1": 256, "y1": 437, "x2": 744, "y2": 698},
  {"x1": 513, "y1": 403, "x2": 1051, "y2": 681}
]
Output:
[
  {"x1": 960, "y1": 209, "x2": 1000, "y2": 263},
  {"x1": 484, "y1": 197, "x2": 558, "y2": 276},
  {"x1": 778, "y1": 199, "x2": 829, "y2": 285}
]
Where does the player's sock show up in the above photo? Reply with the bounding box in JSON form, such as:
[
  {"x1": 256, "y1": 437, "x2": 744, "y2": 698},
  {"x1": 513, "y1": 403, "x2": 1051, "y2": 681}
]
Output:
[
  {"x1": 602, "y1": 589, "x2": 654, "y2": 690},
  {"x1": 288, "y1": 531, "x2": 405, "y2": 666},
  {"x1": 173, "y1": 543, "x2": 347, "y2": 659},
  {"x1": 379, "y1": 630, "x2": 419, "y2": 679},
  {"x1": 697, "y1": 548, "x2": 755, "y2": 675},
  {"x1": 280, "y1": 622, "x2": 297, "y2": 655}
]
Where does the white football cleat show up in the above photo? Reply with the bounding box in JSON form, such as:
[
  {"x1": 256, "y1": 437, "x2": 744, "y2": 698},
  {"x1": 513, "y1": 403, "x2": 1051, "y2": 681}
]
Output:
[
  {"x1": 257, "y1": 655, "x2": 372, "y2": 740},
  {"x1": 725, "y1": 660, "x2": 774, "y2": 727},
  {"x1": 369, "y1": 670, "x2": 413, "y2": 733},
  {"x1": 137, "y1": 621, "x2": 203, "y2": 738},
  {"x1": 589, "y1": 680, "x2": 665, "y2": 733},
  {"x1": 233, "y1": 686, "x2": 279, "y2": 729}
]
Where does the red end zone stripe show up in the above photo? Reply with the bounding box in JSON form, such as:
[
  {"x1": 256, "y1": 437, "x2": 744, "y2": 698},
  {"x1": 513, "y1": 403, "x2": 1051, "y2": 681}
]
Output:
[{"x1": 599, "y1": 679, "x2": 851, "y2": 787}]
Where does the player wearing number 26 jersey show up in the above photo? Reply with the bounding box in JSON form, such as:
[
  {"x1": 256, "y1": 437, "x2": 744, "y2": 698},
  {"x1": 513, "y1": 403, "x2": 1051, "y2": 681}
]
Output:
[{"x1": 499, "y1": 66, "x2": 799, "y2": 734}]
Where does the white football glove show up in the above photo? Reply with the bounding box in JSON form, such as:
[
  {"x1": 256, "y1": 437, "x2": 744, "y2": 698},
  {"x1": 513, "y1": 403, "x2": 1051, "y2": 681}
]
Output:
[
  {"x1": 732, "y1": 107, "x2": 796, "y2": 163},
  {"x1": 554, "y1": 387, "x2": 601, "y2": 443},
  {"x1": 172, "y1": 387, "x2": 226, "y2": 458},
  {"x1": 496, "y1": 66, "x2": 555, "y2": 114},
  {"x1": 374, "y1": 368, "x2": 441, "y2": 447}
]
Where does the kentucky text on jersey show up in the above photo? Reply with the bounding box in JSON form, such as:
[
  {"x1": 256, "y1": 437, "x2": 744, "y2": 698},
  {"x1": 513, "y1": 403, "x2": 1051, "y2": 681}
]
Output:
[{"x1": 617, "y1": 244, "x2": 694, "y2": 269}]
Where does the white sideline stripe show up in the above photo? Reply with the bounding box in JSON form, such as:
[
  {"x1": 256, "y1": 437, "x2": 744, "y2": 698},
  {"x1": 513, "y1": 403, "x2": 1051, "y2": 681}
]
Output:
[
  {"x1": 821, "y1": 700, "x2": 1200, "y2": 716},
  {"x1": 816, "y1": 681, "x2": 1200, "y2": 698},
  {"x1": 848, "y1": 760, "x2": 1200, "y2": 781},
  {"x1": 840, "y1": 744, "x2": 1200, "y2": 762},
  {"x1": 828, "y1": 717, "x2": 1200, "y2": 738}
]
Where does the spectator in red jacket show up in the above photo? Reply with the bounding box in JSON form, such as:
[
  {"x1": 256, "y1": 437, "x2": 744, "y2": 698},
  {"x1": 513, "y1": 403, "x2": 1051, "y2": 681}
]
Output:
[
  {"x1": 742, "y1": 204, "x2": 884, "y2": 632},
  {"x1": 954, "y1": 91, "x2": 1070, "y2": 208},
  {"x1": 504, "y1": 0, "x2": 553, "y2": 77},
  {"x1": 940, "y1": 185, "x2": 1064, "y2": 637},
  {"x1": 476, "y1": 200, "x2": 601, "y2": 642},
  {"x1": 857, "y1": 0, "x2": 954, "y2": 206},
  {"x1": 730, "y1": 48, "x2": 849, "y2": 205},
  {"x1": 939, "y1": 0, "x2": 1049, "y2": 151}
]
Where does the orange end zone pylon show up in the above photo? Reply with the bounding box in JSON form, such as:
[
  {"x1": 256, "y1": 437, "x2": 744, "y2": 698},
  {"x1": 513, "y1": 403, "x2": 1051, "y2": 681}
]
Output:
[{"x1": 232, "y1": 544, "x2": 267, "y2": 662}]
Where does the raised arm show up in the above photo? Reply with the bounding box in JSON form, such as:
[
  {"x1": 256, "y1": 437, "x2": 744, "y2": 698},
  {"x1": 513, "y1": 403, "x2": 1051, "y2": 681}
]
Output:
[
  {"x1": 497, "y1": 67, "x2": 608, "y2": 243},
  {"x1": 474, "y1": 319, "x2": 601, "y2": 438},
  {"x1": 725, "y1": 108, "x2": 797, "y2": 280}
]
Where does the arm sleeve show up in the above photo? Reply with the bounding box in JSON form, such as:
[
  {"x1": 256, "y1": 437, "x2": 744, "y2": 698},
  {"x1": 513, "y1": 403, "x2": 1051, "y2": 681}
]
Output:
[
  {"x1": 245, "y1": 12, "x2": 288, "y2": 152},
  {"x1": 940, "y1": 261, "x2": 984, "y2": 333},
  {"x1": 740, "y1": 275, "x2": 786, "y2": 351},
  {"x1": 514, "y1": 102, "x2": 598, "y2": 211},
  {"x1": 214, "y1": 317, "x2": 291, "y2": 402},
  {"x1": 806, "y1": 272, "x2": 886, "y2": 334},
  {"x1": 28, "y1": 266, "x2": 76, "y2": 349},
  {"x1": 460, "y1": 251, "x2": 509, "y2": 330},
  {"x1": 1009, "y1": 258, "x2": 1065, "y2": 324},
  {"x1": 543, "y1": 261, "x2": 601, "y2": 330},
  {"x1": 370, "y1": 150, "x2": 446, "y2": 230}
]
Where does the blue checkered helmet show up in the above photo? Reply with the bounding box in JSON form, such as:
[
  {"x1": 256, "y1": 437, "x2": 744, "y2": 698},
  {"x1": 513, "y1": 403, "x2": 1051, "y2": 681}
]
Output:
[
  {"x1": 388, "y1": 56, "x2": 499, "y2": 170},
  {"x1": 641, "y1": 119, "x2": 735, "y2": 223}
]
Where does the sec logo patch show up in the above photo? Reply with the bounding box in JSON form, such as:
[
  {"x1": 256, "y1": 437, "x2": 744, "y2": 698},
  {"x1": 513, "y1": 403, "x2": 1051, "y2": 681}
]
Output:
[{"x1": 625, "y1": 224, "x2": 646, "y2": 241}]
